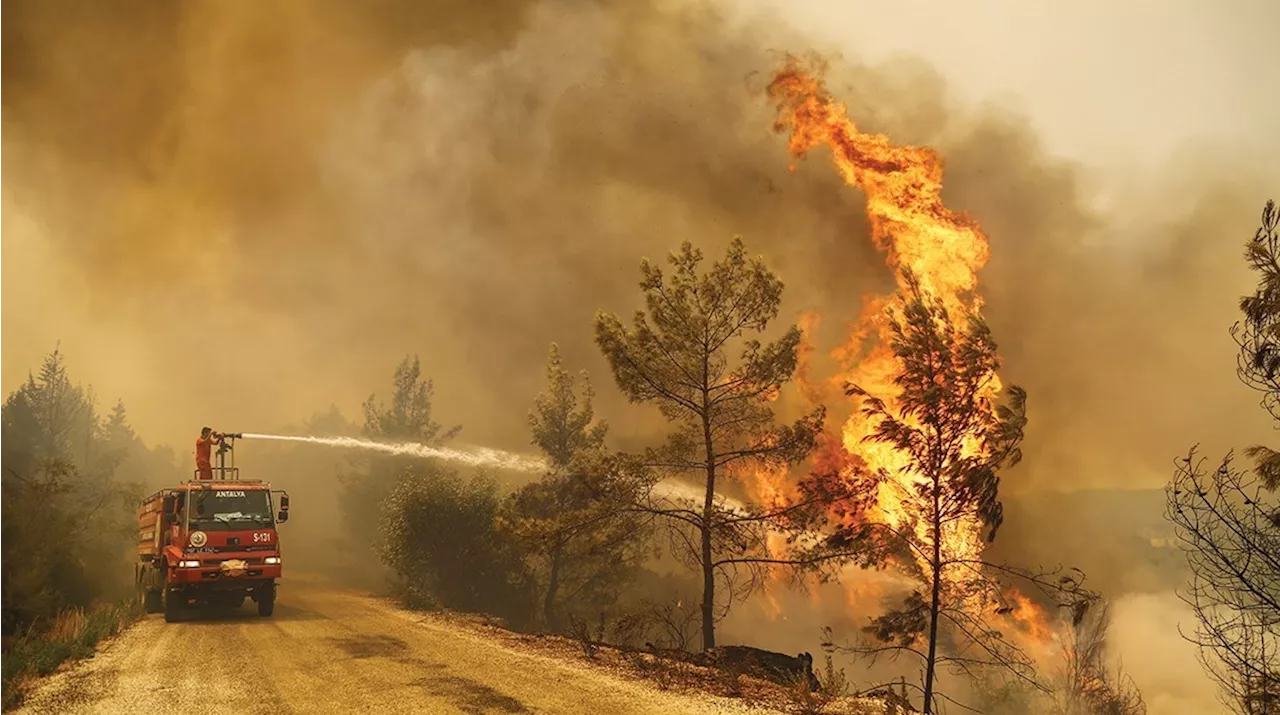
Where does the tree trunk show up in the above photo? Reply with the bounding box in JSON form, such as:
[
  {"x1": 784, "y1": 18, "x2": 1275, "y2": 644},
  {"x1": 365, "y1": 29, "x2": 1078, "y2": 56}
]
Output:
[
  {"x1": 922, "y1": 472, "x2": 943, "y2": 713},
  {"x1": 700, "y1": 392, "x2": 717, "y2": 651},
  {"x1": 700, "y1": 472, "x2": 715, "y2": 651},
  {"x1": 544, "y1": 546, "x2": 562, "y2": 632}
]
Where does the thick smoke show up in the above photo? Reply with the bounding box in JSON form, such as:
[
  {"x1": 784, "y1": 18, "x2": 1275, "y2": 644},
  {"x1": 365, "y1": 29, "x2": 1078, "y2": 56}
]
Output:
[
  {"x1": 3, "y1": 2, "x2": 1273, "y2": 711},
  {"x1": 5, "y1": 0, "x2": 1269, "y2": 461},
  {"x1": 3, "y1": 0, "x2": 888, "y2": 452}
]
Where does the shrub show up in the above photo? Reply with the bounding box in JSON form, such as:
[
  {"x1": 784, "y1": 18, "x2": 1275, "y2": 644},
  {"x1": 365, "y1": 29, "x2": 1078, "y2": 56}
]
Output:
[{"x1": 378, "y1": 466, "x2": 535, "y2": 627}]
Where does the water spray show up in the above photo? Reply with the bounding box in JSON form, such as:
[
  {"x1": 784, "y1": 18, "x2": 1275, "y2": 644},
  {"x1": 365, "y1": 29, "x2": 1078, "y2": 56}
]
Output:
[
  {"x1": 236, "y1": 434, "x2": 737, "y2": 508},
  {"x1": 239, "y1": 433, "x2": 549, "y2": 473}
]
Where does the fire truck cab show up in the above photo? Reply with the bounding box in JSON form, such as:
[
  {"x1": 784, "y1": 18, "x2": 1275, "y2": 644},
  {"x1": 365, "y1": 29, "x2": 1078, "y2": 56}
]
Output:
[{"x1": 135, "y1": 435, "x2": 289, "y2": 622}]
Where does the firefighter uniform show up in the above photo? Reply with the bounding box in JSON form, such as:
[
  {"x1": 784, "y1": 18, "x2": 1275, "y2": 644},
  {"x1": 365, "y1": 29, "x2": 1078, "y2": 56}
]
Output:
[{"x1": 195, "y1": 432, "x2": 221, "y2": 480}]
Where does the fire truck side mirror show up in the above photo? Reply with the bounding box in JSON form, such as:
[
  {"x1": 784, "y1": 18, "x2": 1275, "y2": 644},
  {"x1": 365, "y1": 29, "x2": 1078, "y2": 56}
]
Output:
[
  {"x1": 277, "y1": 510, "x2": 289, "y2": 523},
  {"x1": 162, "y1": 495, "x2": 176, "y2": 514},
  {"x1": 276, "y1": 493, "x2": 289, "y2": 523}
]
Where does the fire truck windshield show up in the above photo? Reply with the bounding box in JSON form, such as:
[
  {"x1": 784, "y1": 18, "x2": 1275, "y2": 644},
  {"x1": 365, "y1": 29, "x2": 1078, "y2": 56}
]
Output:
[{"x1": 188, "y1": 489, "x2": 274, "y2": 530}]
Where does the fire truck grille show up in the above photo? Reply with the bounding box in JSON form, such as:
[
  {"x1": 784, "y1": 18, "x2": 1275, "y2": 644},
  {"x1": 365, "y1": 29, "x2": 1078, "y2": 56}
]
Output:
[
  {"x1": 206, "y1": 557, "x2": 264, "y2": 566},
  {"x1": 200, "y1": 570, "x2": 264, "y2": 579}
]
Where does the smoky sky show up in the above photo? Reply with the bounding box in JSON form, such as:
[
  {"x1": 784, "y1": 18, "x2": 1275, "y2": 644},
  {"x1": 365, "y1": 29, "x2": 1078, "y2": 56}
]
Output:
[
  {"x1": 4, "y1": 6, "x2": 1273, "y2": 710},
  {"x1": 2, "y1": 0, "x2": 1274, "y2": 499}
]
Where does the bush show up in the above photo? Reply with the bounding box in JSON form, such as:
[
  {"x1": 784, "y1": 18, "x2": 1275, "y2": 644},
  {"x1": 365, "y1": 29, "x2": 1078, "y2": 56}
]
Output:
[
  {"x1": 378, "y1": 467, "x2": 535, "y2": 627},
  {"x1": 2, "y1": 599, "x2": 142, "y2": 709}
]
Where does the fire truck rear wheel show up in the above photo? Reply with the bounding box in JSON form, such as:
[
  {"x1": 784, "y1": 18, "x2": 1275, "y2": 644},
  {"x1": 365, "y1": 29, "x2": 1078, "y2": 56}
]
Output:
[{"x1": 142, "y1": 588, "x2": 162, "y2": 614}]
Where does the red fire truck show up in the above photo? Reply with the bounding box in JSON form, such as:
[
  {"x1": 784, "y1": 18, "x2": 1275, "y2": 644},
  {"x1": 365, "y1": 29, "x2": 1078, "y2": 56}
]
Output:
[{"x1": 135, "y1": 434, "x2": 290, "y2": 622}]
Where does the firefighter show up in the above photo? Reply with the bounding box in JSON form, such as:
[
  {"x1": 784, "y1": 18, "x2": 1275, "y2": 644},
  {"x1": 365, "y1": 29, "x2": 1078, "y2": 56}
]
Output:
[{"x1": 195, "y1": 427, "x2": 223, "y2": 480}]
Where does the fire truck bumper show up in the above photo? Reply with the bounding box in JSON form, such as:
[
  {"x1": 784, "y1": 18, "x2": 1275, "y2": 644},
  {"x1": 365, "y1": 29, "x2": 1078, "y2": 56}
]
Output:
[{"x1": 169, "y1": 563, "x2": 282, "y2": 587}]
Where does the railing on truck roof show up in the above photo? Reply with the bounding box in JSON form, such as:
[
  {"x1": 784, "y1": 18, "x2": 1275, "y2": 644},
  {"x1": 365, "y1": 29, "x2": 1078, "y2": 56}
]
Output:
[
  {"x1": 193, "y1": 465, "x2": 241, "y2": 481},
  {"x1": 138, "y1": 434, "x2": 267, "y2": 507},
  {"x1": 194, "y1": 433, "x2": 244, "y2": 482}
]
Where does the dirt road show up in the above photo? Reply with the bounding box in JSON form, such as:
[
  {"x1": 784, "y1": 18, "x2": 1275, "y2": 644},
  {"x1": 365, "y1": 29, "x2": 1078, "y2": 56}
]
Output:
[{"x1": 14, "y1": 579, "x2": 773, "y2": 715}]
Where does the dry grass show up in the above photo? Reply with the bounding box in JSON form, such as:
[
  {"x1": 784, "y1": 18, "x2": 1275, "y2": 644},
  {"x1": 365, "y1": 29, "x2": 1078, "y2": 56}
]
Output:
[
  {"x1": 420, "y1": 606, "x2": 890, "y2": 714},
  {"x1": 1, "y1": 599, "x2": 143, "y2": 710}
]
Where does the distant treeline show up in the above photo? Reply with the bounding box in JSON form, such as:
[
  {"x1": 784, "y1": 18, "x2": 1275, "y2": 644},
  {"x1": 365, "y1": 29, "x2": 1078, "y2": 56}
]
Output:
[{"x1": 2, "y1": 349, "x2": 176, "y2": 635}]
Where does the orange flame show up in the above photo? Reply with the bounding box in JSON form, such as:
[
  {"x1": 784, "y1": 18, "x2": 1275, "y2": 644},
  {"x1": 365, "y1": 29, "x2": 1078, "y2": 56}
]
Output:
[
  {"x1": 1006, "y1": 590, "x2": 1055, "y2": 646},
  {"x1": 740, "y1": 460, "x2": 797, "y2": 619},
  {"x1": 741, "y1": 448, "x2": 794, "y2": 512},
  {"x1": 760, "y1": 584, "x2": 784, "y2": 620},
  {"x1": 768, "y1": 57, "x2": 989, "y2": 316},
  {"x1": 795, "y1": 311, "x2": 838, "y2": 407},
  {"x1": 767, "y1": 56, "x2": 999, "y2": 581},
  {"x1": 762, "y1": 56, "x2": 1076, "y2": 676}
]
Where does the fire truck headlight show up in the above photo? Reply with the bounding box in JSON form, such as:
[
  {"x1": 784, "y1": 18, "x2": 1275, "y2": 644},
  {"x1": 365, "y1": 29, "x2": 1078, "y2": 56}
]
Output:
[
  {"x1": 179, "y1": 560, "x2": 201, "y2": 568},
  {"x1": 264, "y1": 557, "x2": 281, "y2": 565}
]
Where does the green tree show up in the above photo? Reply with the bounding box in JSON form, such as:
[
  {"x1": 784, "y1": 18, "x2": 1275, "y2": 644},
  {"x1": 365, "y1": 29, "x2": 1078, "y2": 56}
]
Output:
[
  {"x1": 529, "y1": 344, "x2": 608, "y2": 469},
  {"x1": 594, "y1": 237, "x2": 824, "y2": 650},
  {"x1": 1, "y1": 349, "x2": 141, "y2": 635},
  {"x1": 18, "y1": 349, "x2": 95, "y2": 466},
  {"x1": 96, "y1": 399, "x2": 175, "y2": 487},
  {"x1": 361, "y1": 356, "x2": 459, "y2": 443},
  {"x1": 97, "y1": 400, "x2": 136, "y2": 473},
  {"x1": 500, "y1": 345, "x2": 650, "y2": 631},
  {"x1": 340, "y1": 355, "x2": 460, "y2": 553}
]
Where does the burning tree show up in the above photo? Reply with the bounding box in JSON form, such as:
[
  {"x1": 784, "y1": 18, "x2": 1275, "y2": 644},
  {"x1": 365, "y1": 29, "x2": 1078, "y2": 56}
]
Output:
[
  {"x1": 970, "y1": 599, "x2": 1148, "y2": 715},
  {"x1": 594, "y1": 237, "x2": 826, "y2": 650},
  {"x1": 1166, "y1": 201, "x2": 1280, "y2": 715},
  {"x1": 765, "y1": 56, "x2": 1095, "y2": 712},
  {"x1": 832, "y1": 275, "x2": 1075, "y2": 712}
]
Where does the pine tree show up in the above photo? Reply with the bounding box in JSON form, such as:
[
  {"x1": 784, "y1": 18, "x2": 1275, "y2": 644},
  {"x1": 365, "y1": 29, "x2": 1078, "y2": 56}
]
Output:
[
  {"x1": 595, "y1": 237, "x2": 824, "y2": 649},
  {"x1": 341, "y1": 356, "x2": 461, "y2": 553},
  {"x1": 22, "y1": 348, "x2": 95, "y2": 466},
  {"x1": 501, "y1": 345, "x2": 648, "y2": 630}
]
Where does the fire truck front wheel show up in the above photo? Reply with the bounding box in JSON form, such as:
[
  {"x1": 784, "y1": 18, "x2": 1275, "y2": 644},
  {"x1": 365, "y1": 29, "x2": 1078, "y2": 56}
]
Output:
[
  {"x1": 163, "y1": 588, "x2": 184, "y2": 623},
  {"x1": 256, "y1": 584, "x2": 275, "y2": 618}
]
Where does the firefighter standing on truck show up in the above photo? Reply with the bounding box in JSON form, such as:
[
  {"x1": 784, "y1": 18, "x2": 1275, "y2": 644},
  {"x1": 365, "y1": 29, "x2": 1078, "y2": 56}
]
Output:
[{"x1": 195, "y1": 427, "x2": 223, "y2": 480}]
